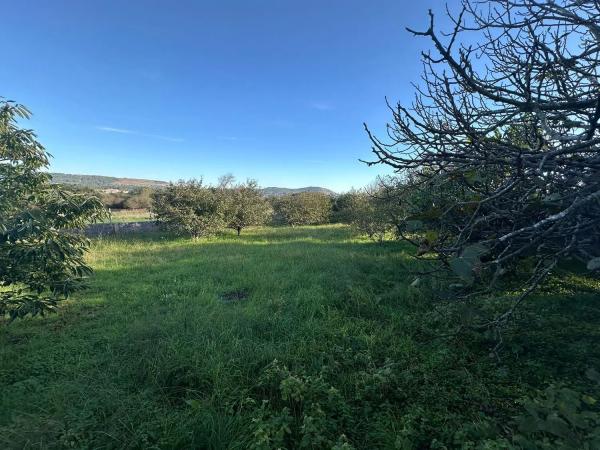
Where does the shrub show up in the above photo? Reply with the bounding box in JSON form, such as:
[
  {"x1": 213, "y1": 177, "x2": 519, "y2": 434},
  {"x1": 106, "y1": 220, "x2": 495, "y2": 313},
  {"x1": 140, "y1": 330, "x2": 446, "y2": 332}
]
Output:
[
  {"x1": 331, "y1": 191, "x2": 358, "y2": 224},
  {"x1": 347, "y1": 191, "x2": 392, "y2": 242},
  {"x1": 151, "y1": 180, "x2": 227, "y2": 238},
  {"x1": 123, "y1": 187, "x2": 153, "y2": 209},
  {"x1": 226, "y1": 180, "x2": 273, "y2": 235},
  {"x1": 272, "y1": 192, "x2": 332, "y2": 226}
]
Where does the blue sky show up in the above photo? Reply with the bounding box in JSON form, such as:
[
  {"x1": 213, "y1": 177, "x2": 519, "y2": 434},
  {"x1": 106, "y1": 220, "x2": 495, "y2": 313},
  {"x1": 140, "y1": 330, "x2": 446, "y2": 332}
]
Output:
[{"x1": 2, "y1": 0, "x2": 450, "y2": 192}]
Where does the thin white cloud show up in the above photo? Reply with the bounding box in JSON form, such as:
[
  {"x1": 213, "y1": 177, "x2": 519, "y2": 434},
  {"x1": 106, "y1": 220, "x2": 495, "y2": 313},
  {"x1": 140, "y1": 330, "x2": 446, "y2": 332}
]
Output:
[
  {"x1": 96, "y1": 126, "x2": 134, "y2": 134},
  {"x1": 96, "y1": 126, "x2": 183, "y2": 143},
  {"x1": 143, "y1": 133, "x2": 184, "y2": 143},
  {"x1": 219, "y1": 136, "x2": 238, "y2": 141}
]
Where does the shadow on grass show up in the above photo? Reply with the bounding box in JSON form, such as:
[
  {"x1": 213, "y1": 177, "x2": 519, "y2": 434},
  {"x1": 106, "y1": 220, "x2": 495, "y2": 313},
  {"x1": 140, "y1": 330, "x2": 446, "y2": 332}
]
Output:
[
  {"x1": 90, "y1": 224, "x2": 394, "y2": 245},
  {"x1": 2, "y1": 227, "x2": 600, "y2": 449}
]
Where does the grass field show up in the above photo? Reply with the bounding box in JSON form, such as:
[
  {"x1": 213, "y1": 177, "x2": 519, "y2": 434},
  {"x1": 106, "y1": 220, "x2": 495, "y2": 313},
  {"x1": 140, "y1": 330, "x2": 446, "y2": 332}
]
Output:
[
  {"x1": 1, "y1": 226, "x2": 599, "y2": 449},
  {"x1": 103, "y1": 209, "x2": 153, "y2": 223}
]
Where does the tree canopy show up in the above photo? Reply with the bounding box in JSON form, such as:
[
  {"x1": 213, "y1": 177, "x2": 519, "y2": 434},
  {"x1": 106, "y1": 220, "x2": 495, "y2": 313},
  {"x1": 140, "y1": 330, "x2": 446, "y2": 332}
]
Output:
[
  {"x1": 364, "y1": 0, "x2": 600, "y2": 321},
  {"x1": 272, "y1": 192, "x2": 332, "y2": 226},
  {"x1": 151, "y1": 180, "x2": 228, "y2": 238},
  {"x1": 0, "y1": 99, "x2": 106, "y2": 320},
  {"x1": 226, "y1": 179, "x2": 273, "y2": 235}
]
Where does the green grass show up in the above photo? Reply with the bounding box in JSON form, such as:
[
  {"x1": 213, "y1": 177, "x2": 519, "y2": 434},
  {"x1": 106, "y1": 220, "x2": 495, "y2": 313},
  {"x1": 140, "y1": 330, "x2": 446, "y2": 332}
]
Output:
[
  {"x1": 1, "y1": 225, "x2": 599, "y2": 449},
  {"x1": 102, "y1": 208, "x2": 153, "y2": 223}
]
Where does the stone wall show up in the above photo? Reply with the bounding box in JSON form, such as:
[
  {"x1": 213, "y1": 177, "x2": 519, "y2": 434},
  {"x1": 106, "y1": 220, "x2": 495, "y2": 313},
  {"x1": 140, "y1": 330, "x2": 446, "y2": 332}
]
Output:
[{"x1": 84, "y1": 221, "x2": 160, "y2": 237}]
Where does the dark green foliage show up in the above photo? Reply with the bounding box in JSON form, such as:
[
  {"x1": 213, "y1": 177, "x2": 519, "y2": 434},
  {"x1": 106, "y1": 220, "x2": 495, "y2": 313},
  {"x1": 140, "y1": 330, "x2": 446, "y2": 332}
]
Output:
[
  {"x1": 511, "y1": 383, "x2": 600, "y2": 449},
  {"x1": 271, "y1": 192, "x2": 332, "y2": 226},
  {"x1": 151, "y1": 180, "x2": 228, "y2": 238},
  {"x1": 122, "y1": 187, "x2": 153, "y2": 209},
  {"x1": 225, "y1": 180, "x2": 273, "y2": 235},
  {"x1": 331, "y1": 191, "x2": 358, "y2": 224},
  {"x1": 343, "y1": 181, "x2": 405, "y2": 242},
  {"x1": 0, "y1": 99, "x2": 106, "y2": 320}
]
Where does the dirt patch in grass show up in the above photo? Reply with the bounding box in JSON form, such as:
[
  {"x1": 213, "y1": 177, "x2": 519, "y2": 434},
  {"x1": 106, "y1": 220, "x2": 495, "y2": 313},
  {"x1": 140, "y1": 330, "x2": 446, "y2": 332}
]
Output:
[{"x1": 218, "y1": 289, "x2": 249, "y2": 303}]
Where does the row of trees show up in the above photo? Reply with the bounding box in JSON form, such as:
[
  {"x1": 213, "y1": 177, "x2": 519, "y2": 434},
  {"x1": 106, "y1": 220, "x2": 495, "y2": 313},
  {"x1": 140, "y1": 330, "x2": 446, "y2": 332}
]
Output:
[
  {"x1": 151, "y1": 179, "x2": 334, "y2": 238},
  {"x1": 101, "y1": 187, "x2": 153, "y2": 210},
  {"x1": 0, "y1": 96, "x2": 337, "y2": 320},
  {"x1": 57, "y1": 185, "x2": 154, "y2": 210}
]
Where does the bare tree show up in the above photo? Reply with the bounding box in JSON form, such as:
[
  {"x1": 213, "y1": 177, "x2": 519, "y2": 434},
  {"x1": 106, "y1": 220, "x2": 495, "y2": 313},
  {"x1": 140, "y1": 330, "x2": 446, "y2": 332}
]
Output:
[{"x1": 365, "y1": 0, "x2": 600, "y2": 324}]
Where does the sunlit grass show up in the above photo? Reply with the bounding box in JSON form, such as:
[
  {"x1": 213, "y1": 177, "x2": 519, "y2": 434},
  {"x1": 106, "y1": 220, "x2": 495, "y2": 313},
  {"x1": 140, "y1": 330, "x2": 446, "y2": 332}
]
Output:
[{"x1": 101, "y1": 208, "x2": 153, "y2": 223}]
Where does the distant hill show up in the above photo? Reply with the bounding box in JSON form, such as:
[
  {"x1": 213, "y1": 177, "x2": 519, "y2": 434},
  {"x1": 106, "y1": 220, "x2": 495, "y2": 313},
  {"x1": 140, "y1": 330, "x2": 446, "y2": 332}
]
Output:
[
  {"x1": 50, "y1": 173, "x2": 169, "y2": 189},
  {"x1": 50, "y1": 173, "x2": 335, "y2": 195},
  {"x1": 260, "y1": 186, "x2": 335, "y2": 197}
]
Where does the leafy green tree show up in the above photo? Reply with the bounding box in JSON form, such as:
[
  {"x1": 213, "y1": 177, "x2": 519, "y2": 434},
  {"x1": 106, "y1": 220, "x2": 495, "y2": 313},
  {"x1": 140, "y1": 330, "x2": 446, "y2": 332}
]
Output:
[
  {"x1": 151, "y1": 180, "x2": 227, "y2": 238},
  {"x1": 347, "y1": 191, "x2": 392, "y2": 242},
  {"x1": 99, "y1": 191, "x2": 127, "y2": 209},
  {"x1": 226, "y1": 180, "x2": 273, "y2": 235},
  {"x1": 0, "y1": 99, "x2": 106, "y2": 320},
  {"x1": 331, "y1": 191, "x2": 358, "y2": 224},
  {"x1": 273, "y1": 192, "x2": 332, "y2": 226}
]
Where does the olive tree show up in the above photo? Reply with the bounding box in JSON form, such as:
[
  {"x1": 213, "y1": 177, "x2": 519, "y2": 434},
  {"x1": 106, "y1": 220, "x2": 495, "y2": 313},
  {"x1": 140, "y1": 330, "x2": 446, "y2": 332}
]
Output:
[
  {"x1": 365, "y1": 0, "x2": 600, "y2": 323},
  {"x1": 0, "y1": 99, "x2": 106, "y2": 320},
  {"x1": 273, "y1": 192, "x2": 332, "y2": 226},
  {"x1": 123, "y1": 187, "x2": 153, "y2": 210},
  {"x1": 331, "y1": 191, "x2": 359, "y2": 224},
  {"x1": 151, "y1": 180, "x2": 227, "y2": 238},
  {"x1": 347, "y1": 181, "x2": 404, "y2": 242},
  {"x1": 227, "y1": 179, "x2": 273, "y2": 235}
]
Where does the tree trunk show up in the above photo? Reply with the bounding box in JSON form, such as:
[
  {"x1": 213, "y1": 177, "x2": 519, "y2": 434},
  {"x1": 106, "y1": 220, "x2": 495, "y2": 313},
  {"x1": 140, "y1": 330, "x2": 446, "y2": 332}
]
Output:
[{"x1": 237, "y1": 227, "x2": 241, "y2": 236}]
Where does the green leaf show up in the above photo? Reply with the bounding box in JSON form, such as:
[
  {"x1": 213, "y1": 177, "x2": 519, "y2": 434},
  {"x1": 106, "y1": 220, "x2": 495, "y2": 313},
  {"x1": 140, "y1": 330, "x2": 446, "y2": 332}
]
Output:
[
  {"x1": 449, "y1": 257, "x2": 475, "y2": 283},
  {"x1": 517, "y1": 415, "x2": 542, "y2": 434},
  {"x1": 541, "y1": 415, "x2": 573, "y2": 439},
  {"x1": 461, "y1": 243, "x2": 488, "y2": 263}
]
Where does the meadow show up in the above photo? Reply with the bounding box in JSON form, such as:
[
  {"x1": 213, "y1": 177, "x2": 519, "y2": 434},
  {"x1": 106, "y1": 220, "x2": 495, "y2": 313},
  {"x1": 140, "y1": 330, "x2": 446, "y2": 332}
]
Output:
[
  {"x1": 1, "y1": 225, "x2": 599, "y2": 449},
  {"x1": 104, "y1": 209, "x2": 153, "y2": 223}
]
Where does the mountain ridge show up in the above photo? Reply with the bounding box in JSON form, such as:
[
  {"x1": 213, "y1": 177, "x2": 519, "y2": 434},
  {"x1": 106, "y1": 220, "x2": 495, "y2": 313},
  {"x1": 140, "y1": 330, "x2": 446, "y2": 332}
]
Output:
[{"x1": 49, "y1": 173, "x2": 336, "y2": 195}]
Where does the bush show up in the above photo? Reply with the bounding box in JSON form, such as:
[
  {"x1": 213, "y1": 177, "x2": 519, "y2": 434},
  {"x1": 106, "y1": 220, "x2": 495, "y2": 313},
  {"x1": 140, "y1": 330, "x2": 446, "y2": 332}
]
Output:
[
  {"x1": 0, "y1": 99, "x2": 106, "y2": 320},
  {"x1": 347, "y1": 192, "x2": 392, "y2": 242},
  {"x1": 226, "y1": 180, "x2": 273, "y2": 235},
  {"x1": 331, "y1": 191, "x2": 358, "y2": 224},
  {"x1": 272, "y1": 192, "x2": 332, "y2": 226},
  {"x1": 123, "y1": 187, "x2": 153, "y2": 209},
  {"x1": 151, "y1": 180, "x2": 227, "y2": 238}
]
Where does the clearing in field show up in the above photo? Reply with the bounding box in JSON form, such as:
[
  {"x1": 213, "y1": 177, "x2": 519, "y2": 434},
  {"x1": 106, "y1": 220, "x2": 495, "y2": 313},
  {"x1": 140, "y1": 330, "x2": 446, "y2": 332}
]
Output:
[{"x1": 1, "y1": 225, "x2": 599, "y2": 448}]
